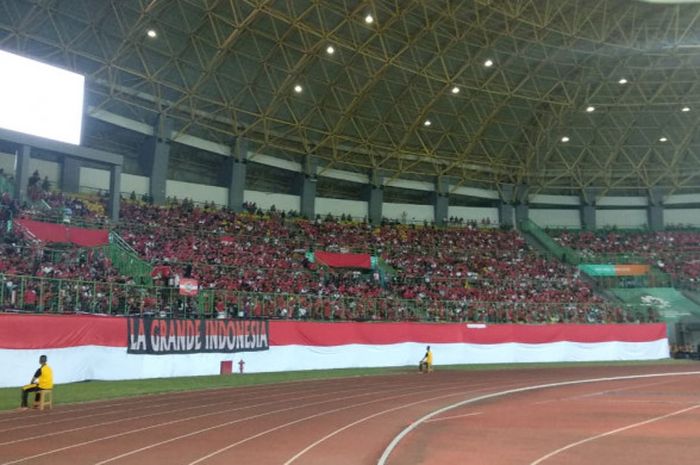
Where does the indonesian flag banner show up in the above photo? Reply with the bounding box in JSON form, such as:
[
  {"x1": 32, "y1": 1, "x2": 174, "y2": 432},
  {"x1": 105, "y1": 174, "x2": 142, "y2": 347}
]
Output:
[
  {"x1": 0, "y1": 314, "x2": 669, "y2": 387},
  {"x1": 179, "y1": 278, "x2": 199, "y2": 296},
  {"x1": 314, "y1": 251, "x2": 372, "y2": 269},
  {"x1": 15, "y1": 219, "x2": 109, "y2": 247},
  {"x1": 150, "y1": 265, "x2": 172, "y2": 279}
]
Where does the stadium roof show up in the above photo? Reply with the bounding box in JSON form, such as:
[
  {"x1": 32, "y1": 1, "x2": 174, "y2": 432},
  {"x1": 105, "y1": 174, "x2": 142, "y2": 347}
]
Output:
[{"x1": 2, "y1": 0, "x2": 700, "y2": 196}]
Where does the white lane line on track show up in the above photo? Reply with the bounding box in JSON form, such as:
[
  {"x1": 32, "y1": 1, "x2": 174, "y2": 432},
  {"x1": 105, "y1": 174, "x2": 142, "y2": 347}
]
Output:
[
  {"x1": 0, "y1": 383, "x2": 289, "y2": 428},
  {"x1": 376, "y1": 370, "x2": 700, "y2": 465},
  {"x1": 531, "y1": 378, "x2": 676, "y2": 405},
  {"x1": 199, "y1": 379, "x2": 542, "y2": 465},
  {"x1": 0, "y1": 379, "x2": 450, "y2": 465},
  {"x1": 423, "y1": 412, "x2": 483, "y2": 423},
  {"x1": 528, "y1": 403, "x2": 700, "y2": 465},
  {"x1": 0, "y1": 383, "x2": 398, "y2": 465},
  {"x1": 282, "y1": 405, "x2": 482, "y2": 464},
  {"x1": 0, "y1": 390, "x2": 282, "y2": 435},
  {"x1": 0, "y1": 386, "x2": 331, "y2": 446},
  {"x1": 94, "y1": 381, "x2": 478, "y2": 465},
  {"x1": 107, "y1": 378, "x2": 556, "y2": 465},
  {"x1": 188, "y1": 386, "x2": 486, "y2": 465},
  {"x1": 2, "y1": 377, "x2": 417, "y2": 444},
  {"x1": 0, "y1": 374, "x2": 388, "y2": 426},
  {"x1": 0, "y1": 399, "x2": 150, "y2": 426}
]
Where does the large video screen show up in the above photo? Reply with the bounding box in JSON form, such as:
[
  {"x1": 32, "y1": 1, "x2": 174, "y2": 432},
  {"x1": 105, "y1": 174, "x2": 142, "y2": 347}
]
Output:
[{"x1": 0, "y1": 50, "x2": 85, "y2": 145}]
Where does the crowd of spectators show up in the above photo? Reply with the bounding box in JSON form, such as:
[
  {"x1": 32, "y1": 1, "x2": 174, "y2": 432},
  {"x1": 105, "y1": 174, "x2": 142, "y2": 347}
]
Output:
[
  {"x1": 0, "y1": 226, "x2": 142, "y2": 313},
  {"x1": 107, "y1": 199, "x2": 652, "y2": 322},
  {"x1": 27, "y1": 170, "x2": 51, "y2": 202},
  {"x1": 0, "y1": 179, "x2": 663, "y2": 322},
  {"x1": 553, "y1": 229, "x2": 700, "y2": 288}
]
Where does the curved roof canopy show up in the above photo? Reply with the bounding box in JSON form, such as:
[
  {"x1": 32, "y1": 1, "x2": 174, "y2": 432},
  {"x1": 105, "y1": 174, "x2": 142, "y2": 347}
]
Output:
[{"x1": 2, "y1": 0, "x2": 700, "y2": 195}]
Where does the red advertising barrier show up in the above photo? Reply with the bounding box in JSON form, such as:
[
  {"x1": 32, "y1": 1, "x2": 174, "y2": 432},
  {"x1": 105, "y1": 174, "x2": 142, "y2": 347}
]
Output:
[
  {"x1": 0, "y1": 314, "x2": 126, "y2": 349},
  {"x1": 0, "y1": 314, "x2": 667, "y2": 350}
]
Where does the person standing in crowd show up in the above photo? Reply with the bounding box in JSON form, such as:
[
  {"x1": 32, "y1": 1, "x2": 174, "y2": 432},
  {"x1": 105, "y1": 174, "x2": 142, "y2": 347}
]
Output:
[{"x1": 19, "y1": 355, "x2": 53, "y2": 411}]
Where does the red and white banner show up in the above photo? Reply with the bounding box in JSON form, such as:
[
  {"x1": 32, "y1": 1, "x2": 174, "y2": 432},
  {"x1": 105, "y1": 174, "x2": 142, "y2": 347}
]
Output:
[
  {"x1": 0, "y1": 315, "x2": 669, "y2": 387},
  {"x1": 15, "y1": 219, "x2": 109, "y2": 247},
  {"x1": 179, "y1": 278, "x2": 199, "y2": 296},
  {"x1": 314, "y1": 251, "x2": 372, "y2": 269}
]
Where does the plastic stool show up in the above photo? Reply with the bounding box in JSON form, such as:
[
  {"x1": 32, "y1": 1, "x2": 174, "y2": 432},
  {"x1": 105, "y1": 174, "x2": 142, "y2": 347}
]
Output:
[{"x1": 34, "y1": 390, "x2": 53, "y2": 411}]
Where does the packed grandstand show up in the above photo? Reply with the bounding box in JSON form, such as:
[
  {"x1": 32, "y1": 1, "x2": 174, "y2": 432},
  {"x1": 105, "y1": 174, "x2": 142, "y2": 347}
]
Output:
[{"x1": 0, "y1": 175, "x2": 676, "y2": 325}]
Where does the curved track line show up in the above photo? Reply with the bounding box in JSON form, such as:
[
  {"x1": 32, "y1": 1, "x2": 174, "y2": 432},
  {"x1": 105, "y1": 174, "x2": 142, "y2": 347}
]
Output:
[
  {"x1": 94, "y1": 381, "x2": 473, "y2": 465},
  {"x1": 282, "y1": 378, "x2": 554, "y2": 465},
  {"x1": 208, "y1": 379, "x2": 539, "y2": 465},
  {"x1": 528, "y1": 403, "x2": 700, "y2": 464},
  {"x1": 376, "y1": 370, "x2": 700, "y2": 465},
  {"x1": 423, "y1": 412, "x2": 482, "y2": 423},
  {"x1": 1, "y1": 376, "x2": 442, "y2": 465},
  {"x1": 186, "y1": 385, "x2": 477, "y2": 465},
  {"x1": 282, "y1": 387, "x2": 504, "y2": 465}
]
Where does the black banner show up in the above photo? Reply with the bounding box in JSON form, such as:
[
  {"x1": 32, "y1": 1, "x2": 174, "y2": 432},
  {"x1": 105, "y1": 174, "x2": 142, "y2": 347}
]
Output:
[{"x1": 127, "y1": 318, "x2": 270, "y2": 355}]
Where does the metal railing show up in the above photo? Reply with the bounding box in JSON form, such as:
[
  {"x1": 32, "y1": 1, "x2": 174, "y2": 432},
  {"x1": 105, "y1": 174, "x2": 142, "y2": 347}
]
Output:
[
  {"x1": 519, "y1": 219, "x2": 581, "y2": 264},
  {"x1": 103, "y1": 232, "x2": 153, "y2": 286},
  {"x1": 0, "y1": 273, "x2": 660, "y2": 323}
]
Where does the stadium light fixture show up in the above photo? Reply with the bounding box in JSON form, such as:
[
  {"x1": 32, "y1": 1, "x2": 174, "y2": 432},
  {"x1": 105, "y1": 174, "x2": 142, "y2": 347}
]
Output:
[
  {"x1": 682, "y1": 106, "x2": 691, "y2": 112},
  {"x1": 146, "y1": 29, "x2": 157, "y2": 39},
  {"x1": 659, "y1": 137, "x2": 668, "y2": 142},
  {"x1": 586, "y1": 106, "x2": 595, "y2": 112},
  {"x1": 451, "y1": 86, "x2": 460, "y2": 94},
  {"x1": 561, "y1": 136, "x2": 570, "y2": 143},
  {"x1": 618, "y1": 78, "x2": 628, "y2": 84},
  {"x1": 484, "y1": 59, "x2": 494, "y2": 67},
  {"x1": 294, "y1": 84, "x2": 303, "y2": 93},
  {"x1": 423, "y1": 119, "x2": 432, "y2": 127},
  {"x1": 326, "y1": 45, "x2": 335, "y2": 55},
  {"x1": 365, "y1": 14, "x2": 374, "y2": 24}
]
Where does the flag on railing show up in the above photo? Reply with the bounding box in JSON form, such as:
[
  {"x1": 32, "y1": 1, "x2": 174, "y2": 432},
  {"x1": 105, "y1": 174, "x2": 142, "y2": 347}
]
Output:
[
  {"x1": 313, "y1": 251, "x2": 372, "y2": 269},
  {"x1": 179, "y1": 278, "x2": 199, "y2": 296}
]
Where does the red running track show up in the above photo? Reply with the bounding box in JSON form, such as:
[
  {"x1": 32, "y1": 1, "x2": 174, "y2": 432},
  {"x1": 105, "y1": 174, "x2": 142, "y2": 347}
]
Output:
[{"x1": 1, "y1": 364, "x2": 699, "y2": 465}]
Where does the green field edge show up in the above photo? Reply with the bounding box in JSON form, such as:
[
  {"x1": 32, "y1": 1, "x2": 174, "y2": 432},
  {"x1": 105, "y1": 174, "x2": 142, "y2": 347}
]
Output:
[{"x1": 1, "y1": 359, "x2": 694, "y2": 412}]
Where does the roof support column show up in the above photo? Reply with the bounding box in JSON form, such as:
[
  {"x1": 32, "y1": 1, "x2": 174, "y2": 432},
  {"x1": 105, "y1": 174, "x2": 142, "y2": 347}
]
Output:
[
  {"x1": 580, "y1": 188, "x2": 599, "y2": 231},
  {"x1": 298, "y1": 155, "x2": 317, "y2": 219},
  {"x1": 227, "y1": 137, "x2": 247, "y2": 212},
  {"x1": 498, "y1": 183, "x2": 515, "y2": 228},
  {"x1": 433, "y1": 176, "x2": 450, "y2": 226},
  {"x1": 367, "y1": 169, "x2": 384, "y2": 225},
  {"x1": 14, "y1": 145, "x2": 30, "y2": 203},
  {"x1": 61, "y1": 156, "x2": 81, "y2": 193},
  {"x1": 648, "y1": 187, "x2": 667, "y2": 232},
  {"x1": 141, "y1": 115, "x2": 171, "y2": 205},
  {"x1": 514, "y1": 184, "x2": 529, "y2": 227},
  {"x1": 108, "y1": 164, "x2": 122, "y2": 222}
]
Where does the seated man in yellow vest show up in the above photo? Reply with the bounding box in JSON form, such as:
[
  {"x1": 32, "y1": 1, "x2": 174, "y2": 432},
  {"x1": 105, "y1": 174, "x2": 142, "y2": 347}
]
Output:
[
  {"x1": 419, "y1": 346, "x2": 433, "y2": 373},
  {"x1": 19, "y1": 355, "x2": 53, "y2": 411}
]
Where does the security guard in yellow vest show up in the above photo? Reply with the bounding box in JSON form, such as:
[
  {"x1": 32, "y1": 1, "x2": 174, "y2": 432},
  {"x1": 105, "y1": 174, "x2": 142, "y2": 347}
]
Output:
[
  {"x1": 420, "y1": 346, "x2": 433, "y2": 373},
  {"x1": 19, "y1": 355, "x2": 53, "y2": 410}
]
